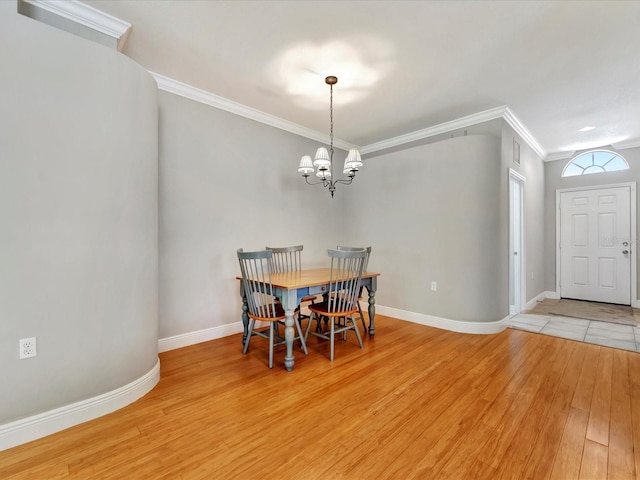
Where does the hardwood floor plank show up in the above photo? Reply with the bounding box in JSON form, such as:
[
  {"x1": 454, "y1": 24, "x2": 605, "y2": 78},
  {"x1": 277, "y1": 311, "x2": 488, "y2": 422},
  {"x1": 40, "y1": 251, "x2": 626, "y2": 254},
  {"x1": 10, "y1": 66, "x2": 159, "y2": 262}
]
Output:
[
  {"x1": 0, "y1": 316, "x2": 637, "y2": 480},
  {"x1": 586, "y1": 347, "x2": 613, "y2": 446},
  {"x1": 549, "y1": 406, "x2": 590, "y2": 480},
  {"x1": 628, "y1": 353, "x2": 640, "y2": 480},
  {"x1": 607, "y1": 350, "x2": 636, "y2": 479},
  {"x1": 580, "y1": 439, "x2": 609, "y2": 480},
  {"x1": 572, "y1": 343, "x2": 601, "y2": 411}
]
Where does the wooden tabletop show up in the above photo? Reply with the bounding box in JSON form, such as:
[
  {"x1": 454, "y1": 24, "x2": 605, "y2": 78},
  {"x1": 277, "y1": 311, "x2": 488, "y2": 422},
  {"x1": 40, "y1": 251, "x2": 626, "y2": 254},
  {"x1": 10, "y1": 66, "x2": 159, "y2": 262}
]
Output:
[{"x1": 237, "y1": 267, "x2": 380, "y2": 290}]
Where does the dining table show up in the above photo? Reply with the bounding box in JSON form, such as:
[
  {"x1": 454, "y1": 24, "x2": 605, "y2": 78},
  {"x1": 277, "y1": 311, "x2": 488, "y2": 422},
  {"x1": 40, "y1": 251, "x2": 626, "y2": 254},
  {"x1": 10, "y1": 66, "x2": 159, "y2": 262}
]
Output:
[{"x1": 237, "y1": 267, "x2": 380, "y2": 371}]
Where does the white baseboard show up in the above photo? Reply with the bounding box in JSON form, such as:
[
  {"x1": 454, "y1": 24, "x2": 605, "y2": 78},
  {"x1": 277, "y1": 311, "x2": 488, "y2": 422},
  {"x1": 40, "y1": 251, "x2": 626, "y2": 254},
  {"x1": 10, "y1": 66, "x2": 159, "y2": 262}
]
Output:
[
  {"x1": 373, "y1": 305, "x2": 510, "y2": 334},
  {"x1": 524, "y1": 291, "x2": 550, "y2": 311},
  {"x1": 0, "y1": 358, "x2": 160, "y2": 452},
  {"x1": 158, "y1": 322, "x2": 244, "y2": 353},
  {"x1": 159, "y1": 305, "x2": 513, "y2": 357}
]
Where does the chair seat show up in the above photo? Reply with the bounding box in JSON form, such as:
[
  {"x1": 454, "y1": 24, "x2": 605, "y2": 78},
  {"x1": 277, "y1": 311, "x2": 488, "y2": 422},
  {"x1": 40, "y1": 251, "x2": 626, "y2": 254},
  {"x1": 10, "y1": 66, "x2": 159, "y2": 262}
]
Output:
[
  {"x1": 248, "y1": 301, "x2": 286, "y2": 322},
  {"x1": 308, "y1": 301, "x2": 358, "y2": 318}
]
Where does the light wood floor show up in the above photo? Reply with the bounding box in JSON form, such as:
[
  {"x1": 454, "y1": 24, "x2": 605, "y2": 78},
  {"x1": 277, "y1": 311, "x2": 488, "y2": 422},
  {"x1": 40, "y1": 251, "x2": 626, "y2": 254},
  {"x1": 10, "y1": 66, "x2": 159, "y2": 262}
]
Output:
[{"x1": 1, "y1": 315, "x2": 640, "y2": 479}]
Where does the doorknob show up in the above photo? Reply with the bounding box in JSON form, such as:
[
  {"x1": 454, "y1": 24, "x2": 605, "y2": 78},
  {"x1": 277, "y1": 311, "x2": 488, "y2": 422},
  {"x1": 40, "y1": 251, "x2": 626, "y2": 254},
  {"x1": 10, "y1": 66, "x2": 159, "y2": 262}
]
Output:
[{"x1": 623, "y1": 250, "x2": 629, "y2": 254}]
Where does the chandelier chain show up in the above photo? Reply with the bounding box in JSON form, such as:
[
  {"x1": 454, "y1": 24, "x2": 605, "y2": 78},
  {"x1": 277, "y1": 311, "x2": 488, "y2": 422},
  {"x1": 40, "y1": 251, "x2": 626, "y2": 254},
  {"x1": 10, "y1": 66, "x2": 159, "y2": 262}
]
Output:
[{"x1": 329, "y1": 83, "x2": 334, "y2": 169}]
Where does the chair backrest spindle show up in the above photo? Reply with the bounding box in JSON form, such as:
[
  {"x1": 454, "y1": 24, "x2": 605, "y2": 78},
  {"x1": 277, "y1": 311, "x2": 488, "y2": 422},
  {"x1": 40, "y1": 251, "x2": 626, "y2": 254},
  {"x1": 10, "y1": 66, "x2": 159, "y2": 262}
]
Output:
[
  {"x1": 237, "y1": 249, "x2": 279, "y2": 319},
  {"x1": 266, "y1": 244, "x2": 304, "y2": 273},
  {"x1": 326, "y1": 249, "x2": 366, "y2": 314}
]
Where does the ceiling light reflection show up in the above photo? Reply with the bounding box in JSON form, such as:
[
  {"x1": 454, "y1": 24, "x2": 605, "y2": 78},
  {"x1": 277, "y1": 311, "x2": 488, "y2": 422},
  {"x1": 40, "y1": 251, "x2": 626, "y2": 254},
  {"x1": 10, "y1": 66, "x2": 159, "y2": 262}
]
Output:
[{"x1": 269, "y1": 37, "x2": 394, "y2": 109}]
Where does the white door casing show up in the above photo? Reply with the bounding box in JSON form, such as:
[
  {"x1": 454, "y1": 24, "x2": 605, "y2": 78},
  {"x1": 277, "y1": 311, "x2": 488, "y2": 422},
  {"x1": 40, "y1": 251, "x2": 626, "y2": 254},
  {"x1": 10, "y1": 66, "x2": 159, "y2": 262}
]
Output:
[
  {"x1": 557, "y1": 184, "x2": 634, "y2": 305},
  {"x1": 509, "y1": 169, "x2": 525, "y2": 315}
]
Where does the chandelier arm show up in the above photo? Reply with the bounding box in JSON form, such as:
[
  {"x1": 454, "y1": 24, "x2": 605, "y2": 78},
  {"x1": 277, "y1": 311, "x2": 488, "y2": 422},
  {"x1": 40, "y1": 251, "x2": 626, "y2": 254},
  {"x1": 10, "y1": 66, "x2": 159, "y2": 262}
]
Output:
[
  {"x1": 303, "y1": 176, "x2": 328, "y2": 186},
  {"x1": 332, "y1": 177, "x2": 355, "y2": 186}
]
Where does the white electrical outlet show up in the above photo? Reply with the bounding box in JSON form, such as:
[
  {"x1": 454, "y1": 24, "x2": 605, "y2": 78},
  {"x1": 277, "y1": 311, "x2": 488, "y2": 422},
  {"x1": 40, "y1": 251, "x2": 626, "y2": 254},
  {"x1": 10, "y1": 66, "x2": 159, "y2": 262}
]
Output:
[
  {"x1": 19, "y1": 337, "x2": 37, "y2": 359},
  {"x1": 431, "y1": 282, "x2": 437, "y2": 291}
]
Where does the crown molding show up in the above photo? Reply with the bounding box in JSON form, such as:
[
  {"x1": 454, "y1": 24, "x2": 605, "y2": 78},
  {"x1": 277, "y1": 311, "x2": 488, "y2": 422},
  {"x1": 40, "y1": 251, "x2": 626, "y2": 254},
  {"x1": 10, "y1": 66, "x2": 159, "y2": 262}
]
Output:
[
  {"x1": 545, "y1": 151, "x2": 574, "y2": 162},
  {"x1": 359, "y1": 106, "x2": 508, "y2": 155},
  {"x1": 151, "y1": 73, "x2": 549, "y2": 160},
  {"x1": 612, "y1": 139, "x2": 640, "y2": 151},
  {"x1": 502, "y1": 107, "x2": 547, "y2": 159},
  {"x1": 18, "y1": 0, "x2": 131, "y2": 51},
  {"x1": 150, "y1": 72, "x2": 358, "y2": 152}
]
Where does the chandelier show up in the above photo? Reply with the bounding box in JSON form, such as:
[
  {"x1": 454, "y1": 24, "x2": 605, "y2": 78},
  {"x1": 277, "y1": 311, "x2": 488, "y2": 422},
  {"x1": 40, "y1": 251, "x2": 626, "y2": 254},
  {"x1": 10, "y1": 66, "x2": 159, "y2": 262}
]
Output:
[{"x1": 297, "y1": 76, "x2": 363, "y2": 198}]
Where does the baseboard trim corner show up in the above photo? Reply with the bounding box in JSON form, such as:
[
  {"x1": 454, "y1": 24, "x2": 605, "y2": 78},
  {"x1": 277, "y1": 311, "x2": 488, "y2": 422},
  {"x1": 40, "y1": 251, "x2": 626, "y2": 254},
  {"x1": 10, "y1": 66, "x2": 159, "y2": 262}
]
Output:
[
  {"x1": 0, "y1": 358, "x2": 160, "y2": 452},
  {"x1": 524, "y1": 291, "x2": 549, "y2": 311}
]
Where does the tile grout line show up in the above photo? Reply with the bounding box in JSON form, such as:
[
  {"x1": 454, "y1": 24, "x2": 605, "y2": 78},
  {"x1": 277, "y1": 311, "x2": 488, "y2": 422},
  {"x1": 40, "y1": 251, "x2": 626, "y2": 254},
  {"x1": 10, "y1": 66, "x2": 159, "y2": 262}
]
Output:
[{"x1": 582, "y1": 320, "x2": 590, "y2": 342}]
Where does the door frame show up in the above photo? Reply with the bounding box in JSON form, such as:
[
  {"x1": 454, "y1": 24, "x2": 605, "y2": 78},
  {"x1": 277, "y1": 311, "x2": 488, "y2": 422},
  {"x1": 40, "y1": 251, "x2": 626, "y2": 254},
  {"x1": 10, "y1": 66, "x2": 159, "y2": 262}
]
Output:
[
  {"x1": 509, "y1": 169, "x2": 526, "y2": 316},
  {"x1": 555, "y1": 182, "x2": 637, "y2": 307}
]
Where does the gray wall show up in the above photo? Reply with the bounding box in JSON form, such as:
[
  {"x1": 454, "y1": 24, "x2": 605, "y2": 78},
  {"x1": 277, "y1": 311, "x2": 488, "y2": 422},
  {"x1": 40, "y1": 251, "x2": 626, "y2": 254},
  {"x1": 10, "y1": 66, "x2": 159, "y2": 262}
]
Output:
[
  {"x1": 501, "y1": 122, "x2": 546, "y2": 305},
  {"x1": 0, "y1": 8, "x2": 158, "y2": 423},
  {"x1": 544, "y1": 146, "x2": 640, "y2": 297},
  {"x1": 341, "y1": 134, "x2": 505, "y2": 322},
  {"x1": 158, "y1": 91, "x2": 345, "y2": 339}
]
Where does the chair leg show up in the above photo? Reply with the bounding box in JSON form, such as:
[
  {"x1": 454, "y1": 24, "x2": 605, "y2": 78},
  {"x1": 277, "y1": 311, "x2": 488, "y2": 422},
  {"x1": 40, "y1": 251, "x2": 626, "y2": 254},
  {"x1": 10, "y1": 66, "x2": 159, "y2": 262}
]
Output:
[
  {"x1": 242, "y1": 319, "x2": 255, "y2": 354},
  {"x1": 304, "y1": 311, "x2": 315, "y2": 341},
  {"x1": 351, "y1": 315, "x2": 364, "y2": 349},
  {"x1": 329, "y1": 316, "x2": 335, "y2": 361},
  {"x1": 357, "y1": 302, "x2": 367, "y2": 334},
  {"x1": 294, "y1": 317, "x2": 308, "y2": 355},
  {"x1": 268, "y1": 323, "x2": 274, "y2": 369}
]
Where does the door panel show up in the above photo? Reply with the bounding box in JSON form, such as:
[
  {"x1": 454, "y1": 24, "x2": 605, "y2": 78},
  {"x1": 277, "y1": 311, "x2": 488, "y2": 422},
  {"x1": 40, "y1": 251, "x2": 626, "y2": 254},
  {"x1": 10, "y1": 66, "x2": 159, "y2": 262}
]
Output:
[
  {"x1": 571, "y1": 257, "x2": 588, "y2": 285},
  {"x1": 560, "y1": 186, "x2": 631, "y2": 305}
]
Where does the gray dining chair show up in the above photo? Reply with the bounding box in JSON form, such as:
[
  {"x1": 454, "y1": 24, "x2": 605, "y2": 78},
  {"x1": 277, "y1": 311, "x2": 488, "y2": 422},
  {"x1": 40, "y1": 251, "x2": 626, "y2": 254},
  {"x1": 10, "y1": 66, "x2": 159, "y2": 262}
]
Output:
[
  {"x1": 238, "y1": 248, "x2": 307, "y2": 368},
  {"x1": 266, "y1": 245, "x2": 318, "y2": 325},
  {"x1": 337, "y1": 245, "x2": 372, "y2": 332},
  {"x1": 304, "y1": 249, "x2": 367, "y2": 361}
]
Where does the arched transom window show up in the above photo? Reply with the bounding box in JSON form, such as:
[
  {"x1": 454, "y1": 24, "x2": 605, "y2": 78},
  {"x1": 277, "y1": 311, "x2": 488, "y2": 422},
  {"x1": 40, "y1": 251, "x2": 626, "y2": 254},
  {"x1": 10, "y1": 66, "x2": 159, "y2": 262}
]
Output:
[{"x1": 562, "y1": 149, "x2": 629, "y2": 177}]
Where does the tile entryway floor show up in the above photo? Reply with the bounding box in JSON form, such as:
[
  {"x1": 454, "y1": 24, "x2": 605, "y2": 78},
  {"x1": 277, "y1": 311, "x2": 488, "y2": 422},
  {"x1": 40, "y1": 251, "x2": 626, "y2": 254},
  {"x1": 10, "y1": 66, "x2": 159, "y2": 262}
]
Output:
[{"x1": 511, "y1": 313, "x2": 640, "y2": 352}]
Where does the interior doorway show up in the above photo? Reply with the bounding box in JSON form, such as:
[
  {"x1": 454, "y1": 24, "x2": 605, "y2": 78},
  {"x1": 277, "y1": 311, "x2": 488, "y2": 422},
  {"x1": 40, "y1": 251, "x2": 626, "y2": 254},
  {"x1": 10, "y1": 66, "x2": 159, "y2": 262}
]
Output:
[{"x1": 509, "y1": 169, "x2": 525, "y2": 315}]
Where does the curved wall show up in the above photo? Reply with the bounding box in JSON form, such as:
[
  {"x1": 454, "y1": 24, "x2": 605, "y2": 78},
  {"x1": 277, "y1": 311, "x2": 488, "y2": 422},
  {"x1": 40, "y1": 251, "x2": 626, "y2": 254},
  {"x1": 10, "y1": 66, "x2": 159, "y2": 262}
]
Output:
[
  {"x1": 342, "y1": 134, "x2": 506, "y2": 325},
  {"x1": 0, "y1": 6, "x2": 158, "y2": 435}
]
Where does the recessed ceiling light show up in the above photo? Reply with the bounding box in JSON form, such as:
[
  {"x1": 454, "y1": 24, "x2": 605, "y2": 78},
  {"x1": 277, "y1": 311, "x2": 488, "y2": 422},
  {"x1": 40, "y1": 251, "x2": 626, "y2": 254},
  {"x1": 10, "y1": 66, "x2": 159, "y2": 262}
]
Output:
[{"x1": 579, "y1": 126, "x2": 596, "y2": 132}]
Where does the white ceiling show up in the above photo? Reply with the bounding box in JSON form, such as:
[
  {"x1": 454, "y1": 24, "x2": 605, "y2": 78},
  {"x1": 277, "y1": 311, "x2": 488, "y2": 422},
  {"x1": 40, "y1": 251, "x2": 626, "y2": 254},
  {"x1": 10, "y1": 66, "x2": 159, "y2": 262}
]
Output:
[{"x1": 82, "y1": 0, "x2": 640, "y2": 158}]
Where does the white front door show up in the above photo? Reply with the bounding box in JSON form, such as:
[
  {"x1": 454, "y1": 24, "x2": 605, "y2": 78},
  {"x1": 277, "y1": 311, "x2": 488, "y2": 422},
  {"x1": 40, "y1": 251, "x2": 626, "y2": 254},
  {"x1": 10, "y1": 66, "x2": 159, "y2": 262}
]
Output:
[{"x1": 560, "y1": 186, "x2": 631, "y2": 305}]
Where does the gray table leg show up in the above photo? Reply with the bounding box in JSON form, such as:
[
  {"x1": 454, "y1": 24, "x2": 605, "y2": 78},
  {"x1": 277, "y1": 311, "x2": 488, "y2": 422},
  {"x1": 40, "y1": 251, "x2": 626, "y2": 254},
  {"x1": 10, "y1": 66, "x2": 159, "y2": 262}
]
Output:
[
  {"x1": 368, "y1": 293, "x2": 376, "y2": 335},
  {"x1": 241, "y1": 295, "x2": 249, "y2": 345},
  {"x1": 283, "y1": 309, "x2": 295, "y2": 371},
  {"x1": 366, "y1": 277, "x2": 377, "y2": 336},
  {"x1": 240, "y1": 282, "x2": 249, "y2": 345},
  {"x1": 281, "y1": 289, "x2": 297, "y2": 371}
]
